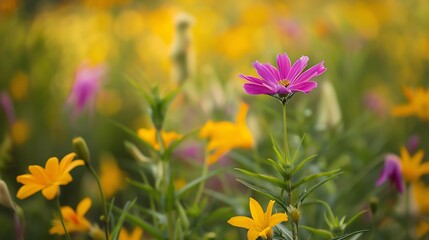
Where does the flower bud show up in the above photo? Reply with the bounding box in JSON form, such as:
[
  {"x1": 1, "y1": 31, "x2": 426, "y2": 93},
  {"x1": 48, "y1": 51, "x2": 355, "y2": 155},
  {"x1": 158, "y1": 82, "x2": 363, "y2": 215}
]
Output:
[
  {"x1": 287, "y1": 205, "x2": 300, "y2": 224},
  {"x1": 72, "y1": 137, "x2": 91, "y2": 165}
]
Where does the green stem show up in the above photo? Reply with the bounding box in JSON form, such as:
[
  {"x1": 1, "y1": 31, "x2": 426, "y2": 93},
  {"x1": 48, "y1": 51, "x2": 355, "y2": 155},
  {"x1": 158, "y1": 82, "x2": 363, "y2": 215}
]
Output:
[
  {"x1": 194, "y1": 160, "x2": 209, "y2": 206},
  {"x1": 282, "y1": 103, "x2": 290, "y2": 164},
  {"x1": 56, "y1": 194, "x2": 71, "y2": 240},
  {"x1": 88, "y1": 166, "x2": 110, "y2": 240}
]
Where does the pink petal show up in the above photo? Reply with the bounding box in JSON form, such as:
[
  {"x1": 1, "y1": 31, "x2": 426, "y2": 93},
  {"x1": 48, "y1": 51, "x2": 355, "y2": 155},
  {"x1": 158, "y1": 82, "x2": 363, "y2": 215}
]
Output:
[
  {"x1": 293, "y1": 61, "x2": 326, "y2": 84},
  {"x1": 276, "y1": 53, "x2": 291, "y2": 80},
  {"x1": 262, "y1": 63, "x2": 281, "y2": 81},
  {"x1": 239, "y1": 74, "x2": 265, "y2": 84},
  {"x1": 288, "y1": 81, "x2": 317, "y2": 93},
  {"x1": 252, "y1": 61, "x2": 278, "y2": 85},
  {"x1": 243, "y1": 83, "x2": 276, "y2": 95},
  {"x1": 287, "y1": 56, "x2": 309, "y2": 82}
]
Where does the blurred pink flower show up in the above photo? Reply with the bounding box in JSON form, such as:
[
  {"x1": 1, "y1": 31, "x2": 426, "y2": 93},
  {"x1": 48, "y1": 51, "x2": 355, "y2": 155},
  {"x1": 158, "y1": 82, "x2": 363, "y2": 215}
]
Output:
[
  {"x1": 67, "y1": 64, "x2": 106, "y2": 118},
  {"x1": 376, "y1": 154, "x2": 404, "y2": 193},
  {"x1": 0, "y1": 91, "x2": 15, "y2": 125}
]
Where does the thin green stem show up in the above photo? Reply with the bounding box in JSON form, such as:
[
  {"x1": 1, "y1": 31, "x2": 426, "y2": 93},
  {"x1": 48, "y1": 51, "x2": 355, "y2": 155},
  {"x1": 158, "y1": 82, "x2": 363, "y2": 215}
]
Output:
[
  {"x1": 282, "y1": 103, "x2": 290, "y2": 164},
  {"x1": 88, "y1": 166, "x2": 110, "y2": 240},
  {"x1": 56, "y1": 194, "x2": 71, "y2": 240},
  {"x1": 194, "y1": 159, "x2": 209, "y2": 206}
]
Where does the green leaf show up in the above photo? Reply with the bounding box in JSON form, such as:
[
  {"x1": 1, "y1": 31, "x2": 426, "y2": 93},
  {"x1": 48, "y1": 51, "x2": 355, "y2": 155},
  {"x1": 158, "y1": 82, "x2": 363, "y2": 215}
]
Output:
[
  {"x1": 346, "y1": 210, "x2": 367, "y2": 227},
  {"x1": 298, "y1": 172, "x2": 342, "y2": 204},
  {"x1": 290, "y1": 154, "x2": 318, "y2": 176},
  {"x1": 236, "y1": 179, "x2": 288, "y2": 211},
  {"x1": 174, "y1": 218, "x2": 184, "y2": 240},
  {"x1": 292, "y1": 169, "x2": 341, "y2": 190},
  {"x1": 235, "y1": 168, "x2": 286, "y2": 188},
  {"x1": 127, "y1": 178, "x2": 159, "y2": 199},
  {"x1": 175, "y1": 168, "x2": 223, "y2": 198},
  {"x1": 111, "y1": 199, "x2": 137, "y2": 240},
  {"x1": 300, "y1": 225, "x2": 332, "y2": 238},
  {"x1": 270, "y1": 134, "x2": 285, "y2": 163},
  {"x1": 267, "y1": 158, "x2": 287, "y2": 179},
  {"x1": 330, "y1": 230, "x2": 369, "y2": 240},
  {"x1": 291, "y1": 133, "x2": 307, "y2": 164}
]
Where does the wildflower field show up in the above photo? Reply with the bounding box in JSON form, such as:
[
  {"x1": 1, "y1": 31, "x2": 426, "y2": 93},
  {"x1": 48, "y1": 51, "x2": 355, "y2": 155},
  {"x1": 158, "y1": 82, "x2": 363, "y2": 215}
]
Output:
[{"x1": 1, "y1": 0, "x2": 429, "y2": 239}]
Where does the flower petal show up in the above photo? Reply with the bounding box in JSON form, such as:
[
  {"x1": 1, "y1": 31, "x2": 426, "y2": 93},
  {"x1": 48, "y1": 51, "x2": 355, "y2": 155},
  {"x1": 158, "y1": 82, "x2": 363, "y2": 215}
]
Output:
[
  {"x1": 287, "y1": 56, "x2": 309, "y2": 82},
  {"x1": 59, "y1": 153, "x2": 75, "y2": 172},
  {"x1": 77, "y1": 197, "x2": 92, "y2": 216},
  {"x1": 262, "y1": 63, "x2": 281, "y2": 81},
  {"x1": 277, "y1": 53, "x2": 291, "y2": 80},
  {"x1": 63, "y1": 160, "x2": 85, "y2": 174},
  {"x1": 249, "y1": 198, "x2": 265, "y2": 226},
  {"x1": 45, "y1": 157, "x2": 60, "y2": 180},
  {"x1": 243, "y1": 83, "x2": 276, "y2": 95},
  {"x1": 16, "y1": 184, "x2": 44, "y2": 199},
  {"x1": 227, "y1": 216, "x2": 257, "y2": 230},
  {"x1": 269, "y1": 213, "x2": 288, "y2": 227},
  {"x1": 42, "y1": 184, "x2": 59, "y2": 200},
  {"x1": 247, "y1": 229, "x2": 260, "y2": 240},
  {"x1": 239, "y1": 74, "x2": 265, "y2": 84},
  {"x1": 28, "y1": 165, "x2": 50, "y2": 184},
  {"x1": 288, "y1": 81, "x2": 317, "y2": 93},
  {"x1": 252, "y1": 61, "x2": 278, "y2": 85},
  {"x1": 264, "y1": 200, "x2": 275, "y2": 226},
  {"x1": 293, "y1": 61, "x2": 326, "y2": 84}
]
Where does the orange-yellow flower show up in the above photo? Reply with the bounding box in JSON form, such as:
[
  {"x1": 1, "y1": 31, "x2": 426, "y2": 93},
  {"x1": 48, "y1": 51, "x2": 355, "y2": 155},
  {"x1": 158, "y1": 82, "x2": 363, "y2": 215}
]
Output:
[
  {"x1": 137, "y1": 127, "x2": 182, "y2": 150},
  {"x1": 399, "y1": 146, "x2": 429, "y2": 183},
  {"x1": 200, "y1": 102, "x2": 253, "y2": 165},
  {"x1": 100, "y1": 154, "x2": 126, "y2": 199},
  {"x1": 227, "y1": 197, "x2": 288, "y2": 240},
  {"x1": 119, "y1": 226, "x2": 143, "y2": 240},
  {"x1": 392, "y1": 87, "x2": 429, "y2": 121},
  {"x1": 16, "y1": 153, "x2": 84, "y2": 200},
  {"x1": 49, "y1": 197, "x2": 92, "y2": 235}
]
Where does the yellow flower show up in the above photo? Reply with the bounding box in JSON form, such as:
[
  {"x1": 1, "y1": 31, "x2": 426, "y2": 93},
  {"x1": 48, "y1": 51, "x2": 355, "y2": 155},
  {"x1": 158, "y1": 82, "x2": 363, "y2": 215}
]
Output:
[
  {"x1": 119, "y1": 226, "x2": 143, "y2": 240},
  {"x1": 100, "y1": 154, "x2": 126, "y2": 199},
  {"x1": 49, "y1": 197, "x2": 92, "y2": 235},
  {"x1": 200, "y1": 102, "x2": 253, "y2": 165},
  {"x1": 16, "y1": 153, "x2": 84, "y2": 200},
  {"x1": 227, "y1": 197, "x2": 288, "y2": 240},
  {"x1": 412, "y1": 181, "x2": 429, "y2": 214},
  {"x1": 399, "y1": 146, "x2": 429, "y2": 183},
  {"x1": 416, "y1": 220, "x2": 429, "y2": 239},
  {"x1": 392, "y1": 87, "x2": 429, "y2": 121},
  {"x1": 137, "y1": 127, "x2": 182, "y2": 150}
]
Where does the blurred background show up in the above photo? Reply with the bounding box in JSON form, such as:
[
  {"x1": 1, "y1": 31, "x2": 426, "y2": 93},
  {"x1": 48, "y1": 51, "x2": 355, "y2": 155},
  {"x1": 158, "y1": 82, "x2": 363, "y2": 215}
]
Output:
[{"x1": 1, "y1": 0, "x2": 429, "y2": 239}]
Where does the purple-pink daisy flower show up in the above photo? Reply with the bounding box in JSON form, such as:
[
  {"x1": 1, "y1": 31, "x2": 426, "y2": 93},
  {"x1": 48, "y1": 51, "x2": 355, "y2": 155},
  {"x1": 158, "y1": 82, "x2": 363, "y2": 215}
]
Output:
[
  {"x1": 240, "y1": 53, "x2": 326, "y2": 99},
  {"x1": 376, "y1": 154, "x2": 404, "y2": 193}
]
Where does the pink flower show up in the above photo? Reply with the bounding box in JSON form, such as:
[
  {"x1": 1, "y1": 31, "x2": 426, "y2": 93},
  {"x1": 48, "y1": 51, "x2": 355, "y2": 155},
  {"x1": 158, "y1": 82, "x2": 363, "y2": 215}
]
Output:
[
  {"x1": 0, "y1": 91, "x2": 15, "y2": 125},
  {"x1": 67, "y1": 64, "x2": 106, "y2": 118},
  {"x1": 240, "y1": 52, "x2": 326, "y2": 101},
  {"x1": 376, "y1": 154, "x2": 404, "y2": 193}
]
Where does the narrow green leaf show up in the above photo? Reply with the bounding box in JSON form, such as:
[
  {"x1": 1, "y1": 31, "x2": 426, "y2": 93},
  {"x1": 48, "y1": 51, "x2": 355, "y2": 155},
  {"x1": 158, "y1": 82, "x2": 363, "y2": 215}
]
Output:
[
  {"x1": 346, "y1": 210, "x2": 367, "y2": 227},
  {"x1": 111, "y1": 199, "x2": 137, "y2": 240},
  {"x1": 298, "y1": 172, "x2": 342, "y2": 204},
  {"x1": 270, "y1": 134, "x2": 284, "y2": 163},
  {"x1": 267, "y1": 158, "x2": 287, "y2": 179},
  {"x1": 175, "y1": 168, "x2": 223, "y2": 198},
  {"x1": 235, "y1": 168, "x2": 286, "y2": 188},
  {"x1": 290, "y1": 154, "x2": 318, "y2": 176},
  {"x1": 127, "y1": 178, "x2": 159, "y2": 199},
  {"x1": 330, "y1": 230, "x2": 369, "y2": 240},
  {"x1": 291, "y1": 133, "x2": 307, "y2": 164},
  {"x1": 292, "y1": 169, "x2": 341, "y2": 190},
  {"x1": 174, "y1": 219, "x2": 184, "y2": 240},
  {"x1": 300, "y1": 225, "x2": 332, "y2": 238}
]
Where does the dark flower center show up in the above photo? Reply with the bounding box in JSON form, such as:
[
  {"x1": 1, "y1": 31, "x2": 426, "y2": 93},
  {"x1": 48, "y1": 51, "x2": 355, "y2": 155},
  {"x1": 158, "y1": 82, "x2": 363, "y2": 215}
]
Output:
[{"x1": 279, "y1": 80, "x2": 291, "y2": 87}]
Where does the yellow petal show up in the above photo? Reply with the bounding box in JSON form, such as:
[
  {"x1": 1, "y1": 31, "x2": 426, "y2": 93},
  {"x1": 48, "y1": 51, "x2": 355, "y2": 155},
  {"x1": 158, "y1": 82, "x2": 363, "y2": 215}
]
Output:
[
  {"x1": 235, "y1": 102, "x2": 249, "y2": 125},
  {"x1": 49, "y1": 220, "x2": 65, "y2": 235},
  {"x1": 206, "y1": 147, "x2": 230, "y2": 165},
  {"x1": 419, "y1": 162, "x2": 429, "y2": 175},
  {"x1": 391, "y1": 105, "x2": 415, "y2": 117},
  {"x1": 131, "y1": 227, "x2": 143, "y2": 240},
  {"x1": 249, "y1": 197, "x2": 265, "y2": 226},
  {"x1": 411, "y1": 150, "x2": 425, "y2": 165},
  {"x1": 227, "y1": 216, "x2": 257, "y2": 230},
  {"x1": 63, "y1": 159, "x2": 85, "y2": 173},
  {"x1": 56, "y1": 172, "x2": 73, "y2": 185},
  {"x1": 263, "y1": 200, "x2": 275, "y2": 226},
  {"x1": 28, "y1": 165, "x2": 50, "y2": 184},
  {"x1": 16, "y1": 184, "x2": 44, "y2": 199},
  {"x1": 400, "y1": 146, "x2": 410, "y2": 164},
  {"x1": 59, "y1": 153, "x2": 76, "y2": 172},
  {"x1": 269, "y1": 213, "x2": 288, "y2": 227},
  {"x1": 77, "y1": 197, "x2": 92, "y2": 216},
  {"x1": 16, "y1": 174, "x2": 40, "y2": 184},
  {"x1": 42, "y1": 185, "x2": 59, "y2": 200},
  {"x1": 247, "y1": 229, "x2": 260, "y2": 240},
  {"x1": 45, "y1": 157, "x2": 60, "y2": 180}
]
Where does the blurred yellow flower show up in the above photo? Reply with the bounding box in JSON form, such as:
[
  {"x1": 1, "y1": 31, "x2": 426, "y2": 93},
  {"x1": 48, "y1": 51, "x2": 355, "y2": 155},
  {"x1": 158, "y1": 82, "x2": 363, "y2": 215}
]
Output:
[
  {"x1": 49, "y1": 197, "x2": 92, "y2": 235},
  {"x1": 10, "y1": 119, "x2": 30, "y2": 145},
  {"x1": 137, "y1": 127, "x2": 182, "y2": 150},
  {"x1": 227, "y1": 197, "x2": 288, "y2": 240},
  {"x1": 412, "y1": 181, "x2": 429, "y2": 214},
  {"x1": 9, "y1": 72, "x2": 28, "y2": 101},
  {"x1": 392, "y1": 87, "x2": 429, "y2": 121},
  {"x1": 174, "y1": 177, "x2": 187, "y2": 190},
  {"x1": 416, "y1": 220, "x2": 429, "y2": 239},
  {"x1": 100, "y1": 154, "x2": 126, "y2": 199},
  {"x1": 119, "y1": 226, "x2": 143, "y2": 240},
  {"x1": 399, "y1": 146, "x2": 429, "y2": 183},
  {"x1": 16, "y1": 153, "x2": 84, "y2": 200},
  {"x1": 199, "y1": 102, "x2": 253, "y2": 165}
]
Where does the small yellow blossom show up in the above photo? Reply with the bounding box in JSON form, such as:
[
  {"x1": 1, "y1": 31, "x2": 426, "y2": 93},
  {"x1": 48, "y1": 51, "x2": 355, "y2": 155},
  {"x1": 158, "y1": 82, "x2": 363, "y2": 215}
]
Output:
[
  {"x1": 49, "y1": 197, "x2": 92, "y2": 235},
  {"x1": 100, "y1": 154, "x2": 126, "y2": 199},
  {"x1": 412, "y1": 181, "x2": 429, "y2": 214},
  {"x1": 399, "y1": 146, "x2": 429, "y2": 183},
  {"x1": 119, "y1": 226, "x2": 143, "y2": 240},
  {"x1": 200, "y1": 102, "x2": 253, "y2": 165},
  {"x1": 137, "y1": 127, "x2": 182, "y2": 150},
  {"x1": 16, "y1": 153, "x2": 84, "y2": 200},
  {"x1": 228, "y1": 197, "x2": 288, "y2": 240},
  {"x1": 392, "y1": 87, "x2": 429, "y2": 121}
]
